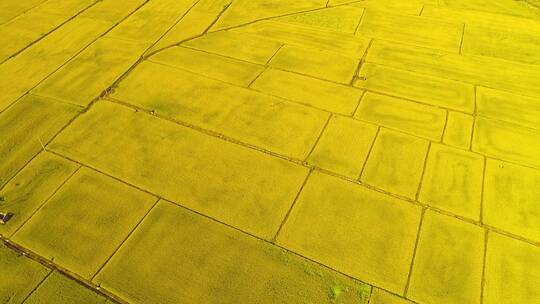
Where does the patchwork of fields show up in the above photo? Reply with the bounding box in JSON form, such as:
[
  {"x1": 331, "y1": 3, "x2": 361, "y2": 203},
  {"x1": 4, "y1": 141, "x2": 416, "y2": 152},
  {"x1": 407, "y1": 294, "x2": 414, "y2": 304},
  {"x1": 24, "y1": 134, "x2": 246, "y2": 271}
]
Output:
[{"x1": 1, "y1": 0, "x2": 540, "y2": 303}]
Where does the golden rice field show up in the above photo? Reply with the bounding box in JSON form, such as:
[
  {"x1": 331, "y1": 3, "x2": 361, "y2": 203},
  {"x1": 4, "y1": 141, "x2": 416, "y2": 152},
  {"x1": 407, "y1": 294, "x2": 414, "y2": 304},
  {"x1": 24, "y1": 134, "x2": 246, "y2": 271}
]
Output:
[{"x1": 1, "y1": 0, "x2": 540, "y2": 303}]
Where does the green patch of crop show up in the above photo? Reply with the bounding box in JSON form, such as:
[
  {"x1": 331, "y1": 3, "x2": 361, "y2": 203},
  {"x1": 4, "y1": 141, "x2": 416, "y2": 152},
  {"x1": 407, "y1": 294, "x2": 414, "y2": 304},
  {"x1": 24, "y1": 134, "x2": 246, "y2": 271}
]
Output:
[
  {"x1": 329, "y1": 285, "x2": 343, "y2": 300},
  {"x1": 358, "y1": 283, "x2": 372, "y2": 302}
]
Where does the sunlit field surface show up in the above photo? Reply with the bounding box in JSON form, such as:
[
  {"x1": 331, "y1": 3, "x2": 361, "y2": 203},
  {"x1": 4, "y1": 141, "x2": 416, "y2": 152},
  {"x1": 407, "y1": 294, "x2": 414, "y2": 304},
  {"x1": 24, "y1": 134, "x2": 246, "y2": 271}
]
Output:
[{"x1": 1, "y1": 0, "x2": 540, "y2": 303}]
